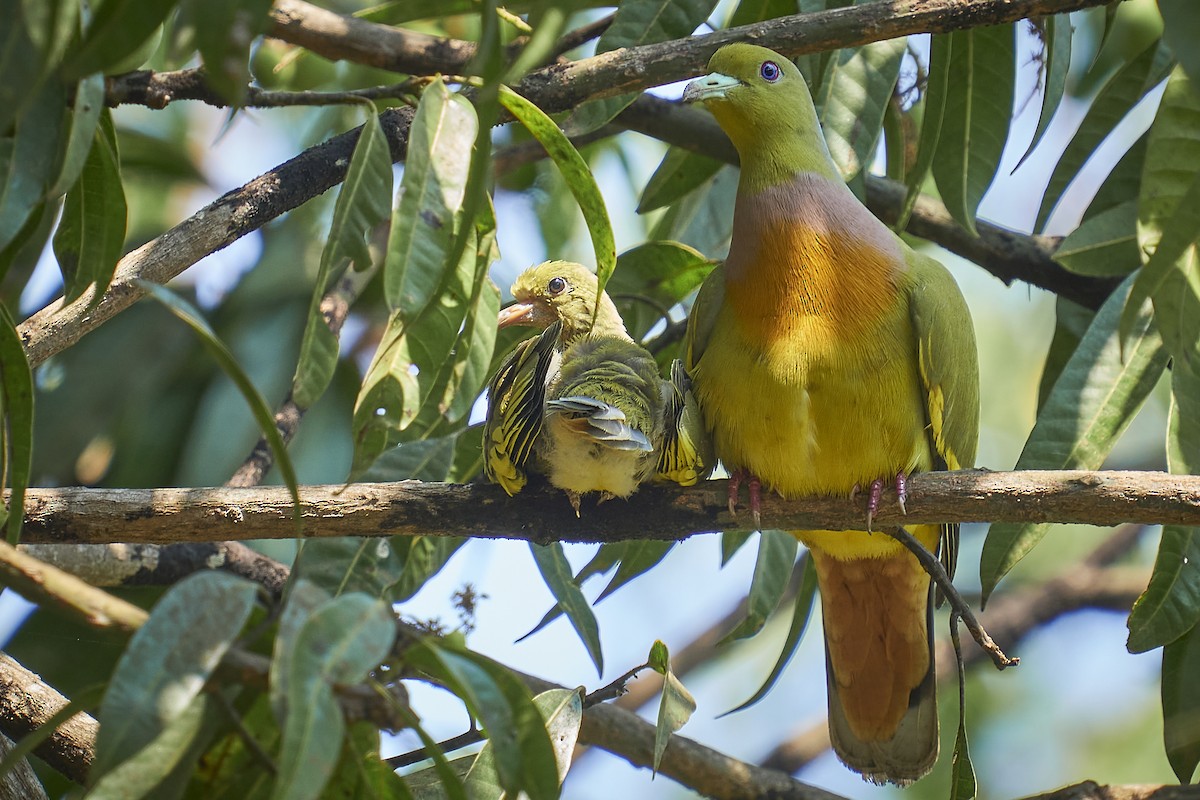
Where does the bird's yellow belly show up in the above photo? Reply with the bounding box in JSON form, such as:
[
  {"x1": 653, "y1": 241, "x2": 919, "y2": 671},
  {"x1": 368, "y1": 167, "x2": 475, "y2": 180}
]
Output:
[
  {"x1": 541, "y1": 418, "x2": 650, "y2": 498},
  {"x1": 694, "y1": 312, "x2": 935, "y2": 557}
]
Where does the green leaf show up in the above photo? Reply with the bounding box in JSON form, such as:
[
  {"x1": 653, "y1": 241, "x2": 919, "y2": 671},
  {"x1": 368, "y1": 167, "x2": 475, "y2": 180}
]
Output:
[
  {"x1": 608, "y1": 240, "x2": 715, "y2": 341},
  {"x1": 138, "y1": 281, "x2": 302, "y2": 520},
  {"x1": 0, "y1": 304, "x2": 32, "y2": 544},
  {"x1": 1127, "y1": 528, "x2": 1200, "y2": 653},
  {"x1": 1123, "y1": 66, "x2": 1200, "y2": 367},
  {"x1": 293, "y1": 107, "x2": 393, "y2": 410},
  {"x1": 720, "y1": 530, "x2": 753, "y2": 566},
  {"x1": 949, "y1": 692, "x2": 977, "y2": 800},
  {"x1": 566, "y1": 0, "x2": 719, "y2": 133},
  {"x1": 721, "y1": 530, "x2": 798, "y2": 643},
  {"x1": 1014, "y1": 14, "x2": 1071, "y2": 170},
  {"x1": 1036, "y1": 41, "x2": 1172, "y2": 233},
  {"x1": 270, "y1": 579, "x2": 332, "y2": 724},
  {"x1": 464, "y1": 689, "x2": 582, "y2": 798},
  {"x1": 409, "y1": 642, "x2": 559, "y2": 800},
  {"x1": 188, "y1": 0, "x2": 274, "y2": 103},
  {"x1": 385, "y1": 81, "x2": 476, "y2": 314},
  {"x1": 390, "y1": 536, "x2": 467, "y2": 603},
  {"x1": 528, "y1": 542, "x2": 604, "y2": 675},
  {"x1": 596, "y1": 540, "x2": 675, "y2": 602},
  {"x1": 90, "y1": 692, "x2": 225, "y2": 800},
  {"x1": 327, "y1": 722, "x2": 416, "y2": 800},
  {"x1": 637, "y1": 148, "x2": 723, "y2": 214},
  {"x1": 1162, "y1": 622, "x2": 1200, "y2": 783},
  {"x1": 729, "y1": 0, "x2": 795, "y2": 25},
  {"x1": 1037, "y1": 297, "x2": 1095, "y2": 412},
  {"x1": 188, "y1": 692, "x2": 278, "y2": 800},
  {"x1": 49, "y1": 73, "x2": 105, "y2": 199},
  {"x1": 1053, "y1": 200, "x2": 1141, "y2": 277},
  {"x1": 980, "y1": 276, "x2": 1168, "y2": 602},
  {"x1": 816, "y1": 38, "x2": 906, "y2": 184},
  {"x1": 1159, "y1": 0, "x2": 1200, "y2": 89},
  {"x1": 897, "y1": 32, "x2": 952, "y2": 231},
  {"x1": 64, "y1": 0, "x2": 175, "y2": 78},
  {"x1": 724, "y1": 554, "x2": 818, "y2": 714},
  {"x1": 274, "y1": 593, "x2": 396, "y2": 800},
  {"x1": 648, "y1": 639, "x2": 670, "y2": 674},
  {"x1": 650, "y1": 164, "x2": 738, "y2": 259},
  {"x1": 652, "y1": 648, "x2": 695, "y2": 775},
  {"x1": 54, "y1": 110, "x2": 127, "y2": 305},
  {"x1": 0, "y1": 2, "x2": 46, "y2": 134},
  {"x1": 1170, "y1": 363, "x2": 1200, "y2": 476},
  {"x1": 92, "y1": 572, "x2": 258, "y2": 780},
  {"x1": 931, "y1": 23, "x2": 1014, "y2": 234},
  {"x1": 1084, "y1": 132, "x2": 1147, "y2": 224},
  {"x1": 0, "y1": 78, "x2": 65, "y2": 253},
  {"x1": 499, "y1": 85, "x2": 616, "y2": 301},
  {"x1": 395, "y1": 713, "x2": 469, "y2": 800}
]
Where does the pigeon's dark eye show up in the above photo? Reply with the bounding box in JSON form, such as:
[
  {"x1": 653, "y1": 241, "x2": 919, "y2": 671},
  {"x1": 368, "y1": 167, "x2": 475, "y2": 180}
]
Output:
[
  {"x1": 547, "y1": 277, "x2": 568, "y2": 295},
  {"x1": 760, "y1": 61, "x2": 781, "y2": 82}
]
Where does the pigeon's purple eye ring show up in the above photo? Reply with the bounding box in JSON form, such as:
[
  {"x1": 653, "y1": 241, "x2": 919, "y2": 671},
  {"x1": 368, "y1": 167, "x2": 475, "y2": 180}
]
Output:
[{"x1": 760, "y1": 61, "x2": 781, "y2": 82}]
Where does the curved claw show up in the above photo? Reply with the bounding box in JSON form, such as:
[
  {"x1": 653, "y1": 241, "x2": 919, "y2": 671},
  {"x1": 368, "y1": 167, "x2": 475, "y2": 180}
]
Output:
[
  {"x1": 864, "y1": 472, "x2": 911, "y2": 530},
  {"x1": 728, "y1": 469, "x2": 765, "y2": 529},
  {"x1": 865, "y1": 478, "x2": 885, "y2": 532}
]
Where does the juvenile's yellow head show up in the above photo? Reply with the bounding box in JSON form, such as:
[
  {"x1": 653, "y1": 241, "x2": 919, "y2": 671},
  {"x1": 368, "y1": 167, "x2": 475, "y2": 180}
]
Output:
[
  {"x1": 497, "y1": 261, "x2": 629, "y2": 343},
  {"x1": 683, "y1": 43, "x2": 837, "y2": 181}
]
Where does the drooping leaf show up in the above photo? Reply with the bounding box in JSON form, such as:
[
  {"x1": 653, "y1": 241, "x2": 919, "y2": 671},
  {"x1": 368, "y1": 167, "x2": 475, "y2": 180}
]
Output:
[
  {"x1": 949, "y1": 682, "x2": 977, "y2": 800},
  {"x1": 293, "y1": 107, "x2": 393, "y2": 410},
  {"x1": 649, "y1": 640, "x2": 696, "y2": 775},
  {"x1": 596, "y1": 540, "x2": 676, "y2": 603},
  {"x1": 1014, "y1": 14, "x2": 1071, "y2": 170},
  {"x1": 0, "y1": 78, "x2": 65, "y2": 253},
  {"x1": 270, "y1": 579, "x2": 332, "y2": 725},
  {"x1": 637, "y1": 148, "x2": 723, "y2": 215},
  {"x1": 0, "y1": 305, "x2": 32, "y2": 544},
  {"x1": 651, "y1": 164, "x2": 738, "y2": 260},
  {"x1": 1054, "y1": 200, "x2": 1141, "y2": 277},
  {"x1": 1127, "y1": 528, "x2": 1200, "y2": 653},
  {"x1": 92, "y1": 572, "x2": 258, "y2": 780},
  {"x1": 720, "y1": 529, "x2": 753, "y2": 566},
  {"x1": 931, "y1": 23, "x2": 1015, "y2": 234},
  {"x1": 721, "y1": 530, "x2": 798, "y2": 643},
  {"x1": 608, "y1": 240, "x2": 715, "y2": 342},
  {"x1": 464, "y1": 689, "x2": 582, "y2": 798},
  {"x1": 1036, "y1": 41, "x2": 1172, "y2": 232},
  {"x1": 897, "y1": 32, "x2": 952, "y2": 231},
  {"x1": 326, "y1": 721, "x2": 417, "y2": 800},
  {"x1": 54, "y1": 110, "x2": 127, "y2": 305},
  {"x1": 273, "y1": 593, "x2": 396, "y2": 800},
  {"x1": 566, "y1": 0, "x2": 719, "y2": 133},
  {"x1": 1037, "y1": 297, "x2": 1095, "y2": 411},
  {"x1": 980, "y1": 277, "x2": 1168, "y2": 602},
  {"x1": 408, "y1": 641, "x2": 559, "y2": 800},
  {"x1": 1159, "y1": 0, "x2": 1200, "y2": 89},
  {"x1": 0, "y1": 2, "x2": 47, "y2": 133},
  {"x1": 724, "y1": 554, "x2": 817, "y2": 714},
  {"x1": 816, "y1": 38, "x2": 906, "y2": 185},
  {"x1": 1162, "y1": 622, "x2": 1200, "y2": 783},
  {"x1": 1084, "y1": 132, "x2": 1147, "y2": 224},
  {"x1": 64, "y1": 0, "x2": 174, "y2": 78},
  {"x1": 528, "y1": 542, "x2": 604, "y2": 675},
  {"x1": 138, "y1": 281, "x2": 302, "y2": 520},
  {"x1": 49, "y1": 73, "x2": 105, "y2": 199},
  {"x1": 499, "y1": 85, "x2": 617, "y2": 300}
]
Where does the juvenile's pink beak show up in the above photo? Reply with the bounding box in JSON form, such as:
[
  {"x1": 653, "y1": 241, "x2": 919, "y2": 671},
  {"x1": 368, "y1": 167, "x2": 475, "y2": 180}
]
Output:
[{"x1": 497, "y1": 301, "x2": 536, "y2": 329}]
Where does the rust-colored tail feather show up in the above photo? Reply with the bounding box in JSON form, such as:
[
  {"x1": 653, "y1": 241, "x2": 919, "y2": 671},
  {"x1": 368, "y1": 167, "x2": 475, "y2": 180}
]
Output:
[{"x1": 812, "y1": 547, "x2": 938, "y2": 786}]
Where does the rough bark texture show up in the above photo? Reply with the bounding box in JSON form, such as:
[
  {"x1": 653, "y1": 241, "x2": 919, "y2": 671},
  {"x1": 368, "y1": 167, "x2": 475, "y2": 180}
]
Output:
[
  {"x1": 0, "y1": 654, "x2": 97, "y2": 786},
  {"x1": 14, "y1": 470, "x2": 1200, "y2": 546}
]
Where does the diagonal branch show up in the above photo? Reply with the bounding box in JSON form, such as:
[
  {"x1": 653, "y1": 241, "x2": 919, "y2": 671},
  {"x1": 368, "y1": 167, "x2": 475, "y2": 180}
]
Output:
[{"x1": 14, "y1": 470, "x2": 1200, "y2": 546}]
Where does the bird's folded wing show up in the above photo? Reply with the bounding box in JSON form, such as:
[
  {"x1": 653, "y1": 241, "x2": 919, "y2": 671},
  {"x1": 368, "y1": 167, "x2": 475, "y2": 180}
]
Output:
[{"x1": 657, "y1": 358, "x2": 715, "y2": 485}]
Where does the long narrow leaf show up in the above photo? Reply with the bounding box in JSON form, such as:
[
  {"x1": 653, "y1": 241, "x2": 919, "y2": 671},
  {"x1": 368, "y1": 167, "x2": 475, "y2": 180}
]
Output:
[
  {"x1": 721, "y1": 530, "x2": 797, "y2": 643},
  {"x1": 1162, "y1": 622, "x2": 1200, "y2": 783},
  {"x1": 0, "y1": 304, "x2": 32, "y2": 544},
  {"x1": 528, "y1": 542, "x2": 604, "y2": 675}
]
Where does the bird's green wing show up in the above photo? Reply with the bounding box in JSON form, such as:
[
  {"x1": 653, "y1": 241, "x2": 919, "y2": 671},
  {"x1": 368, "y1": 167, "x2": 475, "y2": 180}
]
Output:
[
  {"x1": 684, "y1": 264, "x2": 725, "y2": 373},
  {"x1": 483, "y1": 322, "x2": 560, "y2": 495},
  {"x1": 907, "y1": 252, "x2": 980, "y2": 582},
  {"x1": 657, "y1": 359, "x2": 714, "y2": 486}
]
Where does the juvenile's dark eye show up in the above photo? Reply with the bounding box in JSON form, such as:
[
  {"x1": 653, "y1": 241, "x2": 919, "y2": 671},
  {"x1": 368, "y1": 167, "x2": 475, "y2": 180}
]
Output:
[
  {"x1": 760, "y1": 61, "x2": 781, "y2": 82},
  {"x1": 547, "y1": 277, "x2": 568, "y2": 295}
]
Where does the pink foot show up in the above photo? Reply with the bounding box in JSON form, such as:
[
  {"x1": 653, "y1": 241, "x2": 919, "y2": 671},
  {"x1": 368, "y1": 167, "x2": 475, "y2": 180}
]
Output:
[
  {"x1": 865, "y1": 472, "x2": 909, "y2": 531},
  {"x1": 728, "y1": 469, "x2": 764, "y2": 530}
]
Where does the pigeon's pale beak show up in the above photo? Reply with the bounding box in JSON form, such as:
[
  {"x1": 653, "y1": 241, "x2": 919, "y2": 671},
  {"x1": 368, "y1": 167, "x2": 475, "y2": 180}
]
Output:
[
  {"x1": 682, "y1": 72, "x2": 741, "y2": 104},
  {"x1": 497, "y1": 301, "x2": 537, "y2": 329}
]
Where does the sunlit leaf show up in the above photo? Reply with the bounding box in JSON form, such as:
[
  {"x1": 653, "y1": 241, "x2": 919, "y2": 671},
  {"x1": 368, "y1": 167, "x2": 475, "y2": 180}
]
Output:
[
  {"x1": 138, "y1": 281, "x2": 302, "y2": 519},
  {"x1": 500, "y1": 85, "x2": 617, "y2": 301},
  {"x1": 1036, "y1": 297, "x2": 1095, "y2": 412},
  {"x1": 464, "y1": 689, "x2": 582, "y2": 798},
  {"x1": 649, "y1": 640, "x2": 695, "y2": 775},
  {"x1": 49, "y1": 73, "x2": 105, "y2": 199},
  {"x1": 293, "y1": 107, "x2": 392, "y2": 410},
  {"x1": 1162, "y1": 622, "x2": 1200, "y2": 783},
  {"x1": 721, "y1": 530, "x2": 797, "y2": 643},
  {"x1": 274, "y1": 593, "x2": 395, "y2": 800},
  {"x1": 567, "y1": 0, "x2": 719, "y2": 133},
  {"x1": 608, "y1": 240, "x2": 715, "y2": 342},
  {"x1": 55, "y1": 110, "x2": 127, "y2": 305},
  {"x1": 980, "y1": 277, "x2": 1168, "y2": 602},
  {"x1": 816, "y1": 38, "x2": 905, "y2": 185},
  {"x1": 529, "y1": 542, "x2": 604, "y2": 675},
  {"x1": 650, "y1": 164, "x2": 738, "y2": 260},
  {"x1": 897, "y1": 32, "x2": 952, "y2": 231},
  {"x1": 1036, "y1": 41, "x2": 1172, "y2": 232},
  {"x1": 931, "y1": 23, "x2": 1014, "y2": 234},
  {"x1": 92, "y1": 573, "x2": 258, "y2": 780},
  {"x1": 1054, "y1": 200, "x2": 1140, "y2": 277},
  {"x1": 724, "y1": 554, "x2": 817, "y2": 714}
]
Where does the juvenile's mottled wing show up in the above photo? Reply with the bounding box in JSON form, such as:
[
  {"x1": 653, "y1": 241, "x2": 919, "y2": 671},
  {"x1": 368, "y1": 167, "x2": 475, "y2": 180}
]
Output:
[
  {"x1": 657, "y1": 359, "x2": 714, "y2": 485},
  {"x1": 483, "y1": 322, "x2": 561, "y2": 495}
]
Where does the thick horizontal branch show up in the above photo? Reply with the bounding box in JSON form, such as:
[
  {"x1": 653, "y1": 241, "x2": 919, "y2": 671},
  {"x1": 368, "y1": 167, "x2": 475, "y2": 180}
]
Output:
[{"x1": 16, "y1": 470, "x2": 1200, "y2": 546}]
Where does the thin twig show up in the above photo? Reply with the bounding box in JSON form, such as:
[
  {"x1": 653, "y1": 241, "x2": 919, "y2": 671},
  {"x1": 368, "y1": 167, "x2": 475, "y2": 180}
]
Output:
[
  {"x1": 551, "y1": 13, "x2": 616, "y2": 58},
  {"x1": 583, "y1": 663, "x2": 649, "y2": 707},
  {"x1": 886, "y1": 527, "x2": 1018, "y2": 669},
  {"x1": 214, "y1": 692, "x2": 278, "y2": 775},
  {"x1": 385, "y1": 724, "x2": 482, "y2": 769}
]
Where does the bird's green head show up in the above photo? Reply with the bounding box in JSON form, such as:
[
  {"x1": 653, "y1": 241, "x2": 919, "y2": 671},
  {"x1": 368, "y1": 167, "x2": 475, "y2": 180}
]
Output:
[
  {"x1": 682, "y1": 43, "x2": 835, "y2": 181},
  {"x1": 498, "y1": 261, "x2": 629, "y2": 342}
]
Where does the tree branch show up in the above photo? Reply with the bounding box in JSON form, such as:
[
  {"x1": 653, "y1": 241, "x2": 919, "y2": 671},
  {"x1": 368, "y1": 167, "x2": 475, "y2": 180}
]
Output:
[
  {"x1": 0, "y1": 653, "x2": 97, "y2": 785},
  {"x1": 16, "y1": 470, "x2": 1200, "y2": 546}
]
